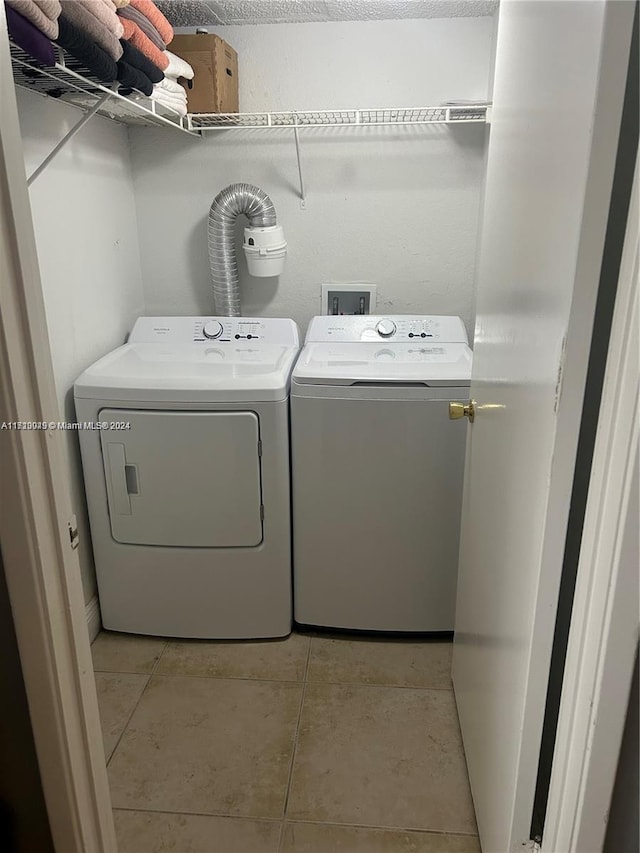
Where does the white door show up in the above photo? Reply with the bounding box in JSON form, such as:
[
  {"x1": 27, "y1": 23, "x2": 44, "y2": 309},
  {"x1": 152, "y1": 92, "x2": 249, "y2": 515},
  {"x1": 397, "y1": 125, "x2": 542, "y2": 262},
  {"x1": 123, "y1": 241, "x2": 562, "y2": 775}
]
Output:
[
  {"x1": 100, "y1": 409, "x2": 263, "y2": 547},
  {"x1": 452, "y1": 2, "x2": 635, "y2": 852}
]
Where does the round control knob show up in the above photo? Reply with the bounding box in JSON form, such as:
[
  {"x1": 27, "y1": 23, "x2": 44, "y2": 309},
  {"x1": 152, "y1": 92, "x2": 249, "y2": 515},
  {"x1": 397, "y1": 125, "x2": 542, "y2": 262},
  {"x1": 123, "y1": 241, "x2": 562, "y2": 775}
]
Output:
[
  {"x1": 203, "y1": 320, "x2": 223, "y2": 339},
  {"x1": 376, "y1": 319, "x2": 397, "y2": 338}
]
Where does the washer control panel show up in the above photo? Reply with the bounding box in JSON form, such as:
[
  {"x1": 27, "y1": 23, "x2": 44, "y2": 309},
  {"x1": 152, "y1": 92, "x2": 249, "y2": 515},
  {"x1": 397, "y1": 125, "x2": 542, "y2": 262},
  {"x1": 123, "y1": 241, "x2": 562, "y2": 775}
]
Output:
[
  {"x1": 305, "y1": 315, "x2": 468, "y2": 344},
  {"x1": 128, "y1": 316, "x2": 300, "y2": 346},
  {"x1": 194, "y1": 318, "x2": 265, "y2": 342}
]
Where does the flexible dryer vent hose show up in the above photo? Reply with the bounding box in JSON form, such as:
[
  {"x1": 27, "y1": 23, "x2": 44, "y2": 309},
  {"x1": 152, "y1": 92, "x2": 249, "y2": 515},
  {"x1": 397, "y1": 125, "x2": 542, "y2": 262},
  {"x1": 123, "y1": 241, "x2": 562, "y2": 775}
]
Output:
[{"x1": 207, "y1": 183, "x2": 278, "y2": 316}]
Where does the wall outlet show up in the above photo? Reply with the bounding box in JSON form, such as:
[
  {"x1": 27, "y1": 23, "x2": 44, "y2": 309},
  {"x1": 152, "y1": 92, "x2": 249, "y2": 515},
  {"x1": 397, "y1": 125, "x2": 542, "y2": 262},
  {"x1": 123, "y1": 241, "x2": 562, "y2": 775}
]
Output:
[{"x1": 321, "y1": 284, "x2": 377, "y2": 315}]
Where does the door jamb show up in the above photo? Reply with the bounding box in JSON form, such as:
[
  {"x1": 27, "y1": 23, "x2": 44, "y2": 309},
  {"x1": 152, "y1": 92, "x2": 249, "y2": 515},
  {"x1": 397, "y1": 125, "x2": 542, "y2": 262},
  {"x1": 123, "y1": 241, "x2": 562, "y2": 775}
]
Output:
[
  {"x1": 542, "y1": 150, "x2": 639, "y2": 853},
  {"x1": 0, "y1": 7, "x2": 116, "y2": 852}
]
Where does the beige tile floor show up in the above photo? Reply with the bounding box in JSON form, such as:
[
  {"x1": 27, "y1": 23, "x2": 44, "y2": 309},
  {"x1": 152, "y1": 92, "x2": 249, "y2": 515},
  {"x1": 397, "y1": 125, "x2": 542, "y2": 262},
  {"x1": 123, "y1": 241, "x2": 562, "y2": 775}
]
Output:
[{"x1": 92, "y1": 631, "x2": 480, "y2": 853}]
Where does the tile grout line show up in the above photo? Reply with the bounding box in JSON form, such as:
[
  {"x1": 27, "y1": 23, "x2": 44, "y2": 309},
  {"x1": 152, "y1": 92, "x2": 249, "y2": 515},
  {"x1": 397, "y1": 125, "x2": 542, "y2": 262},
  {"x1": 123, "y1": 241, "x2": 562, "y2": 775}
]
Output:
[
  {"x1": 103, "y1": 639, "x2": 169, "y2": 768},
  {"x1": 112, "y1": 805, "x2": 283, "y2": 822},
  {"x1": 277, "y1": 636, "x2": 313, "y2": 853},
  {"x1": 127, "y1": 672, "x2": 306, "y2": 687},
  {"x1": 110, "y1": 804, "x2": 480, "y2": 839},
  {"x1": 282, "y1": 817, "x2": 480, "y2": 837},
  {"x1": 103, "y1": 667, "x2": 454, "y2": 692},
  {"x1": 149, "y1": 639, "x2": 170, "y2": 676},
  {"x1": 305, "y1": 678, "x2": 454, "y2": 691}
]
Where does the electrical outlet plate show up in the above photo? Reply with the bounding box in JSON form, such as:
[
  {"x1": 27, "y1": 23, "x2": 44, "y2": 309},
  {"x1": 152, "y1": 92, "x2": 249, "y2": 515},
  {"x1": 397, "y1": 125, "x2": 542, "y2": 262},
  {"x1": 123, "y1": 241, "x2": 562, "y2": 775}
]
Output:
[{"x1": 321, "y1": 283, "x2": 377, "y2": 315}]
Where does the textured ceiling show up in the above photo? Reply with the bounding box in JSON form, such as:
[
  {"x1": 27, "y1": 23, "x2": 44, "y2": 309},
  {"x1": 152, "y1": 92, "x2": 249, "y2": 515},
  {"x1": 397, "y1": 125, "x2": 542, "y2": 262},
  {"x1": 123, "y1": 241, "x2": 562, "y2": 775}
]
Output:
[{"x1": 158, "y1": 0, "x2": 499, "y2": 27}]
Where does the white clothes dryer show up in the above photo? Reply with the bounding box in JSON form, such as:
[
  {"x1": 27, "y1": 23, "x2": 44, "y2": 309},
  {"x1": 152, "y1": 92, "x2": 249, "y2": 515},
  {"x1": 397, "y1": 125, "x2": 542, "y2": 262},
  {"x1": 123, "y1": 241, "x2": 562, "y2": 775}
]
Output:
[
  {"x1": 74, "y1": 316, "x2": 300, "y2": 639},
  {"x1": 291, "y1": 315, "x2": 472, "y2": 632}
]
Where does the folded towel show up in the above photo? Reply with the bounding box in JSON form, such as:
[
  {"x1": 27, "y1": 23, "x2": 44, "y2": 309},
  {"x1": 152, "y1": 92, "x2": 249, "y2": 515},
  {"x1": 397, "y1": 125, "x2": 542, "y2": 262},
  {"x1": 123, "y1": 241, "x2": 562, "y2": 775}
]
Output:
[
  {"x1": 113, "y1": 0, "x2": 129, "y2": 7},
  {"x1": 55, "y1": 12, "x2": 118, "y2": 83},
  {"x1": 59, "y1": 1, "x2": 123, "y2": 60},
  {"x1": 147, "y1": 80, "x2": 187, "y2": 111},
  {"x1": 66, "y1": 0, "x2": 124, "y2": 38},
  {"x1": 117, "y1": 5, "x2": 163, "y2": 50},
  {"x1": 150, "y1": 92, "x2": 186, "y2": 116},
  {"x1": 120, "y1": 17, "x2": 168, "y2": 69},
  {"x1": 119, "y1": 38, "x2": 163, "y2": 82},
  {"x1": 90, "y1": 0, "x2": 124, "y2": 36},
  {"x1": 34, "y1": 0, "x2": 61, "y2": 19},
  {"x1": 129, "y1": 90, "x2": 187, "y2": 117},
  {"x1": 6, "y1": 0, "x2": 60, "y2": 39},
  {"x1": 117, "y1": 61, "x2": 152, "y2": 95},
  {"x1": 155, "y1": 75, "x2": 184, "y2": 96},
  {"x1": 163, "y1": 48, "x2": 193, "y2": 80},
  {"x1": 127, "y1": 0, "x2": 172, "y2": 45},
  {"x1": 6, "y1": 4, "x2": 55, "y2": 65},
  {"x1": 151, "y1": 86, "x2": 185, "y2": 105}
]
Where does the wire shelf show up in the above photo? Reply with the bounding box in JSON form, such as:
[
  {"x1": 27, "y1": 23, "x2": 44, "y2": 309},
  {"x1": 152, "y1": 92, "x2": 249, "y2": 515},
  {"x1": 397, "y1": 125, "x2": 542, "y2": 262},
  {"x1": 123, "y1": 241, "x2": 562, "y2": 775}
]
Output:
[
  {"x1": 189, "y1": 105, "x2": 489, "y2": 131},
  {"x1": 10, "y1": 42, "x2": 197, "y2": 134},
  {"x1": 10, "y1": 41, "x2": 488, "y2": 136}
]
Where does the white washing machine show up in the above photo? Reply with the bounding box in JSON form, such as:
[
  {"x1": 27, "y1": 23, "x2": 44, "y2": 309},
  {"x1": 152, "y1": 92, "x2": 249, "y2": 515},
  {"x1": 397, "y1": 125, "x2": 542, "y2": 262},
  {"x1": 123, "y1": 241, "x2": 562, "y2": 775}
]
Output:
[
  {"x1": 291, "y1": 315, "x2": 472, "y2": 632},
  {"x1": 74, "y1": 316, "x2": 300, "y2": 639}
]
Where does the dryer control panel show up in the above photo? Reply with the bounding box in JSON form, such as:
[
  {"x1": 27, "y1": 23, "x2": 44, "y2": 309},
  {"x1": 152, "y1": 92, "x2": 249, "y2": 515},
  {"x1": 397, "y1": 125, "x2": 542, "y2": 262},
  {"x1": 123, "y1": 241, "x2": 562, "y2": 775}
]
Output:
[
  {"x1": 128, "y1": 316, "x2": 300, "y2": 346},
  {"x1": 305, "y1": 315, "x2": 469, "y2": 344}
]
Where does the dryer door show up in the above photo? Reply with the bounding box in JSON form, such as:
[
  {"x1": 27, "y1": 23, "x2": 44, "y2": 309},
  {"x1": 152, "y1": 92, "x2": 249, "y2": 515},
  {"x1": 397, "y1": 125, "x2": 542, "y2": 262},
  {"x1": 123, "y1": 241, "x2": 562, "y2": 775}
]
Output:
[{"x1": 100, "y1": 409, "x2": 263, "y2": 548}]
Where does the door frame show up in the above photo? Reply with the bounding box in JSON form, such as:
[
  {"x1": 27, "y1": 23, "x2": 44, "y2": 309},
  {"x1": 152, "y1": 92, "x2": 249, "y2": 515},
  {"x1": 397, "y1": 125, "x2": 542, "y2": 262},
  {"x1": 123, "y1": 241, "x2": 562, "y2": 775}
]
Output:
[
  {"x1": 542, "y1": 148, "x2": 639, "y2": 853},
  {"x1": 0, "y1": 7, "x2": 116, "y2": 852}
]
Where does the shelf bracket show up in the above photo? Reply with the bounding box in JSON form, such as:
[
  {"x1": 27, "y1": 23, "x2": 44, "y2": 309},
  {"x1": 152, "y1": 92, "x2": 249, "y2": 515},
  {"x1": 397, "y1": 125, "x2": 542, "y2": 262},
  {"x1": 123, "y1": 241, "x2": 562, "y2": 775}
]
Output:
[
  {"x1": 292, "y1": 115, "x2": 306, "y2": 208},
  {"x1": 27, "y1": 90, "x2": 115, "y2": 187}
]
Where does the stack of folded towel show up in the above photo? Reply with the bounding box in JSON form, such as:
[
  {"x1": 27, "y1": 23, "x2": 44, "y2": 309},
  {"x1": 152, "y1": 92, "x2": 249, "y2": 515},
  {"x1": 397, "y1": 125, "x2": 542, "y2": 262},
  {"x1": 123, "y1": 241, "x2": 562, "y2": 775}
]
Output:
[
  {"x1": 60, "y1": 1, "x2": 123, "y2": 61},
  {"x1": 5, "y1": 0, "x2": 194, "y2": 109},
  {"x1": 118, "y1": 36, "x2": 164, "y2": 95},
  {"x1": 143, "y1": 48, "x2": 194, "y2": 115},
  {"x1": 117, "y1": 2, "x2": 194, "y2": 114},
  {"x1": 140, "y1": 75, "x2": 187, "y2": 116},
  {"x1": 115, "y1": 0, "x2": 171, "y2": 97},
  {"x1": 5, "y1": 0, "x2": 61, "y2": 66}
]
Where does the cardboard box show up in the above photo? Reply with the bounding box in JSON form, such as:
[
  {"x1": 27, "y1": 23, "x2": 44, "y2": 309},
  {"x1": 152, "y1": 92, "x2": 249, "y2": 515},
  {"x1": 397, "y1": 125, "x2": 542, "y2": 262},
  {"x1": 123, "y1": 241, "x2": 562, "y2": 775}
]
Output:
[{"x1": 170, "y1": 33, "x2": 239, "y2": 113}]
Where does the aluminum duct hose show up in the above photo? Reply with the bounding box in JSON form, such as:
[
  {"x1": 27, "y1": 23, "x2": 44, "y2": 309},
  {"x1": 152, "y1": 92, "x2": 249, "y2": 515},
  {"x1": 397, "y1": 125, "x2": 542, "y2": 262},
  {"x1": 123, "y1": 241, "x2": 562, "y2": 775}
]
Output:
[{"x1": 208, "y1": 183, "x2": 278, "y2": 316}]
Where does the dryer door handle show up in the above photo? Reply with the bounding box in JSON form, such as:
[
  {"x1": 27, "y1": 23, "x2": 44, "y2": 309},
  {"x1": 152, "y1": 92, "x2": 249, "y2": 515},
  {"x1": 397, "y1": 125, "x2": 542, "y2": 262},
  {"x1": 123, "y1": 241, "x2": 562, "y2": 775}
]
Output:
[{"x1": 105, "y1": 443, "x2": 132, "y2": 516}]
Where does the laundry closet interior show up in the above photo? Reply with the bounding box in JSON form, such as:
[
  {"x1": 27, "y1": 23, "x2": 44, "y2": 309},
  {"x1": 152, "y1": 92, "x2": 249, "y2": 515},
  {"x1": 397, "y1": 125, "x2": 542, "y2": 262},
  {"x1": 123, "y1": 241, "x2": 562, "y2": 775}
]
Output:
[{"x1": 9, "y1": 1, "x2": 500, "y2": 851}]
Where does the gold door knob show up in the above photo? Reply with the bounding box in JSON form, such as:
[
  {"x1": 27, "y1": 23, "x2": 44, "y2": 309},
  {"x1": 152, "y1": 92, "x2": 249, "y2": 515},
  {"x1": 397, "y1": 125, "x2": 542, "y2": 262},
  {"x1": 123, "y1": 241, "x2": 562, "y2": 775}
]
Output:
[{"x1": 449, "y1": 400, "x2": 475, "y2": 423}]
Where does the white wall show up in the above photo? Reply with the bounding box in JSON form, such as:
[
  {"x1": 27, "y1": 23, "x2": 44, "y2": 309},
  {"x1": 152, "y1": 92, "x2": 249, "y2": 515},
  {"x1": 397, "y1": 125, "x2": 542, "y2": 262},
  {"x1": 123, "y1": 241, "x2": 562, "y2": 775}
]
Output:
[
  {"x1": 16, "y1": 89, "x2": 144, "y2": 605},
  {"x1": 131, "y1": 17, "x2": 494, "y2": 336}
]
